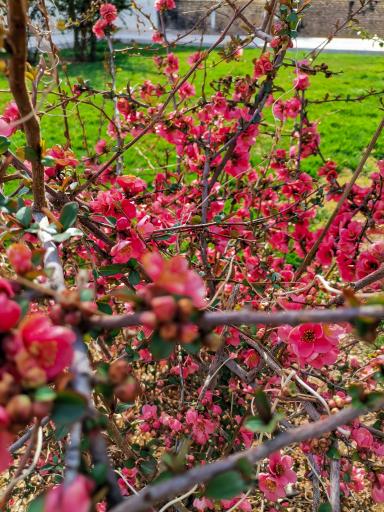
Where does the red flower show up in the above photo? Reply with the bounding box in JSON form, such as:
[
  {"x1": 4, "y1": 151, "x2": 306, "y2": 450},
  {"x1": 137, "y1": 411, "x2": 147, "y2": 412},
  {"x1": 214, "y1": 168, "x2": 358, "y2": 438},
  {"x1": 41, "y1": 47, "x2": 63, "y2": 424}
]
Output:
[
  {"x1": 258, "y1": 473, "x2": 286, "y2": 501},
  {"x1": 372, "y1": 474, "x2": 384, "y2": 503},
  {"x1": 16, "y1": 315, "x2": 75, "y2": 382},
  {"x1": 100, "y1": 3, "x2": 118, "y2": 24},
  {"x1": 45, "y1": 475, "x2": 94, "y2": 512},
  {"x1": 268, "y1": 452, "x2": 297, "y2": 486},
  {"x1": 142, "y1": 252, "x2": 206, "y2": 308},
  {"x1": 0, "y1": 294, "x2": 21, "y2": 332}
]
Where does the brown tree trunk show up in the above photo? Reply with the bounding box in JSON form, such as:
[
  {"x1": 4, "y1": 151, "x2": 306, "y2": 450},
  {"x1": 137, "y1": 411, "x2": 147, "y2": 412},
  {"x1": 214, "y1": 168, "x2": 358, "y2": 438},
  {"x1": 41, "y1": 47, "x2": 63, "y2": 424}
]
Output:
[{"x1": 7, "y1": 0, "x2": 46, "y2": 210}]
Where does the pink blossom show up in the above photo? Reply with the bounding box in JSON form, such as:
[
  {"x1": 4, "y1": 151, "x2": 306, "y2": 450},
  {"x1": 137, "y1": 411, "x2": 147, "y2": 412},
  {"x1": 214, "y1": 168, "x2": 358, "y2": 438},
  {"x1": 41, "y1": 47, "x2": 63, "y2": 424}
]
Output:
[
  {"x1": 193, "y1": 497, "x2": 215, "y2": 511},
  {"x1": 179, "y1": 82, "x2": 196, "y2": 100},
  {"x1": 100, "y1": 3, "x2": 118, "y2": 24},
  {"x1": 294, "y1": 72, "x2": 310, "y2": 90},
  {"x1": 221, "y1": 495, "x2": 252, "y2": 511},
  {"x1": 155, "y1": 0, "x2": 176, "y2": 12},
  {"x1": 16, "y1": 314, "x2": 75, "y2": 382},
  {"x1": 258, "y1": 473, "x2": 286, "y2": 501},
  {"x1": 268, "y1": 452, "x2": 297, "y2": 486},
  {"x1": 95, "y1": 139, "x2": 107, "y2": 154},
  {"x1": 141, "y1": 404, "x2": 158, "y2": 421},
  {"x1": 141, "y1": 253, "x2": 206, "y2": 308},
  {"x1": 0, "y1": 102, "x2": 20, "y2": 136},
  {"x1": 45, "y1": 475, "x2": 94, "y2": 512},
  {"x1": 254, "y1": 52, "x2": 273, "y2": 79},
  {"x1": 185, "y1": 409, "x2": 216, "y2": 445},
  {"x1": 351, "y1": 427, "x2": 373, "y2": 449},
  {"x1": 92, "y1": 18, "x2": 108, "y2": 39},
  {"x1": 372, "y1": 474, "x2": 384, "y2": 503},
  {"x1": 0, "y1": 293, "x2": 21, "y2": 332}
]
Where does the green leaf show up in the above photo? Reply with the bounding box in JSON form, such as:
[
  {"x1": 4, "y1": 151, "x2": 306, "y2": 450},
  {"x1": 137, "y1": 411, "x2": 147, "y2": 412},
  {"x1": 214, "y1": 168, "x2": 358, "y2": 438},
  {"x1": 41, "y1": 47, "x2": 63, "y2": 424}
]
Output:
[
  {"x1": 97, "y1": 302, "x2": 113, "y2": 315},
  {"x1": 253, "y1": 388, "x2": 272, "y2": 424},
  {"x1": 27, "y1": 494, "x2": 46, "y2": 512},
  {"x1": 52, "y1": 390, "x2": 87, "y2": 429},
  {"x1": 59, "y1": 202, "x2": 79, "y2": 231},
  {"x1": 326, "y1": 445, "x2": 340, "y2": 460},
  {"x1": 0, "y1": 136, "x2": 10, "y2": 155},
  {"x1": 318, "y1": 503, "x2": 332, "y2": 512},
  {"x1": 41, "y1": 155, "x2": 56, "y2": 167},
  {"x1": 140, "y1": 458, "x2": 157, "y2": 478},
  {"x1": 149, "y1": 333, "x2": 174, "y2": 360},
  {"x1": 115, "y1": 402, "x2": 136, "y2": 413},
  {"x1": 35, "y1": 386, "x2": 56, "y2": 402},
  {"x1": 205, "y1": 470, "x2": 247, "y2": 500},
  {"x1": 52, "y1": 227, "x2": 83, "y2": 242},
  {"x1": 236, "y1": 457, "x2": 253, "y2": 479},
  {"x1": 15, "y1": 206, "x2": 32, "y2": 227},
  {"x1": 91, "y1": 463, "x2": 107, "y2": 485},
  {"x1": 244, "y1": 413, "x2": 283, "y2": 433},
  {"x1": 128, "y1": 269, "x2": 141, "y2": 286},
  {"x1": 98, "y1": 264, "x2": 129, "y2": 277},
  {"x1": 80, "y1": 288, "x2": 94, "y2": 302}
]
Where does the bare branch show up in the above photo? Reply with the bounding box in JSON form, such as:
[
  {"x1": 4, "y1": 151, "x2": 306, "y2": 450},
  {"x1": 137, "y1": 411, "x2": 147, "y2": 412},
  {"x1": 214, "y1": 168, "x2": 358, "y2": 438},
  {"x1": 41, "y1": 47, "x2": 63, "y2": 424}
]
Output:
[{"x1": 89, "y1": 305, "x2": 384, "y2": 330}]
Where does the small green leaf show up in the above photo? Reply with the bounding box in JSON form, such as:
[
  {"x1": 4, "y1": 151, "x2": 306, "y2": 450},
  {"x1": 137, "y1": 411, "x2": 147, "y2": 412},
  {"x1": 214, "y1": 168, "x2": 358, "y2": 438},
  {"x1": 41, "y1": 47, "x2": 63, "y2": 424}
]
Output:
[
  {"x1": 27, "y1": 494, "x2": 46, "y2": 512},
  {"x1": 205, "y1": 470, "x2": 247, "y2": 500},
  {"x1": 115, "y1": 402, "x2": 135, "y2": 413},
  {"x1": 98, "y1": 264, "x2": 129, "y2": 277},
  {"x1": 41, "y1": 155, "x2": 56, "y2": 167},
  {"x1": 140, "y1": 458, "x2": 157, "y2": 478},
  {"x1": 149, "y1": 333, "x2": 174, "y2": 360},
  {"x1": 16, "y1": 206, "x2": 32, "y2": 227},
  {"x1": 326, "y1": 445, "x2": 340, "y2": 460},
  {"x1": 80, "y1": 288, "x2": 94, "y2": 302},
  {"x1": 318, "y1": 503, "x2": 332, "y2": 512},
  {"x1": 128, "y1": 269, "x2": 141, "y2": 286},
  {"x1": 91, "y1": 463, "x2": 107, "y2": 485},
  {"x1": 35, "y1": 386, "x2": 56, "y2": 402},
  {"x1": 236, "y1": 457, "x2": 253, "y2": 479},
  {"x1": 253, "y1": 388, "x2": 272, "y2": 424},
  {"x1": 97, "y1": 302, "x2": 113, "y2": 315},
  {"x1": 52, "y1": 391, "x2": 87, "y2": 429},
  {"x1": 244, "y1": 413, "x2": 283, "y2": 433},
  {"x1": 52, "y1": 227, "x2": 83, "y2": 242},
  {"x1": 0, "y1": 136, "x2": 10, "y2": 155},
  {"x1": 59, "y1": 202, "x2": 79, "y2": 231}
]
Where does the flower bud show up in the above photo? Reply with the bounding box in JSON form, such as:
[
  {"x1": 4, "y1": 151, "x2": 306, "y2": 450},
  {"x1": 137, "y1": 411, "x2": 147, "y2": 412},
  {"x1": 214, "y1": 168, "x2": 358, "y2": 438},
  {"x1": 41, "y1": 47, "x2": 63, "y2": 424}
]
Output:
[
  {"x1": 159, "y1": 323, "x2": 178, "y2": 341},
  {"x1": 6, "y1": 394, "x2": 33, "y2": 424},
  {"x1": 108, "y1": 359, "x2": 131, "y2": 386},
  {"x1": 0, "y1": 295, "x2": 21, "y2": 332},
  {"x1": 140, "y1": 311, "x2": 157, "y2": 329},
  {"x1": 0, "y1": 373, "x2": 20, "y2": 405},
  {"x1": 151, "y1": 296, "x2": 177, "y2": 323},
  {"x1": 177, "y1": 298, "x2": 194, "y2": 319},
  {"x1": 203, "y1": 333, "x2": 222, "y2": 351},
  {"x1": 7, "y1": 243, "x2": 33, "y2": 275},
  {"x1": 180, "y1": 323, "x2": 199, "y2": 344},
  {"x1": 114, "y1": 375, "x2": 141, "y2": 403}
]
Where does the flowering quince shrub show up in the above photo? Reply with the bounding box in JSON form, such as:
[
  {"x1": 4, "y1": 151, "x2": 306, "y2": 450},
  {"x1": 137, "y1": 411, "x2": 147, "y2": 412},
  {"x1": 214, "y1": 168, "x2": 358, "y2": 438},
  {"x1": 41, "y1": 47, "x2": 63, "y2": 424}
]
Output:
[{"x1": 0, "y1": 0, "x2": 383, "y2": 511}]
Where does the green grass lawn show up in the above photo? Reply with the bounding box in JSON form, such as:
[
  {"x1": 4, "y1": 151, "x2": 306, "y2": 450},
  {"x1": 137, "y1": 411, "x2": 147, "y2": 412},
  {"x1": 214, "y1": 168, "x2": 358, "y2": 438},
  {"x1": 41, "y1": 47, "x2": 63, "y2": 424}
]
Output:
[{"x1": 1, "y1": 44, "x2": 383, "y2": 180}]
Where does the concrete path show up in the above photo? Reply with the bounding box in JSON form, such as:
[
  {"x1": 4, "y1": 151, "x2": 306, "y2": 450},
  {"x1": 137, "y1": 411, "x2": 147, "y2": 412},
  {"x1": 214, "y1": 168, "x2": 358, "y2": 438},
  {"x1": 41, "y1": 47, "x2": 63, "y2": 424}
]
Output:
[{"x1": 31, "y1": 28, "x2": 384, "y2": 55}]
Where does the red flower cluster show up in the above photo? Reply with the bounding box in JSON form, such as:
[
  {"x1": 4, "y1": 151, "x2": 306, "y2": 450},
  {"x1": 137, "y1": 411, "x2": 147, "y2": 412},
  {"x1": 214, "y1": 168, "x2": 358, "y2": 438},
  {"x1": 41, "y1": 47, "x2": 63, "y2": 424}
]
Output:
[{"x1": 92, "y1": 3, "x2": 118, "y2": 39}]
